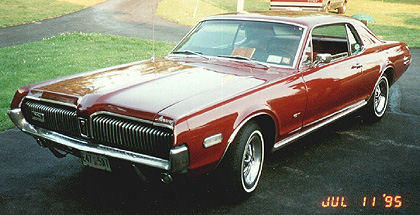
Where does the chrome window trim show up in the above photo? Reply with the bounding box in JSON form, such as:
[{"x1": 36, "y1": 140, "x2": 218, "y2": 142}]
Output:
[
  {"x1": 171, "y1": 18, "x2": 308, "y2": 69},
  {"x1": 170, "y1": 21, "x2": 203, "y2": 54},
  {"x1": 24, "y1": 96, "x2": 77, "y2": 108},
  {"x1": 307, "y1": 21, "x2": 368, "y2": 63}
]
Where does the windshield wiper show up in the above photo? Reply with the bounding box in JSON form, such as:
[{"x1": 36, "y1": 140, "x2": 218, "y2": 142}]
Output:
[
  {"x1": 171, "y1": 50, "x2": 209, "y2": 60},
  {"x1": 217, "y1": 55, "x2": 269, "y2": 69}
]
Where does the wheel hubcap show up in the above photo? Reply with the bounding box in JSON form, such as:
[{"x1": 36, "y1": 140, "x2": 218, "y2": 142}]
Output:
[
  {"x1": 241, "y1": 130, "x2": 264, "y2": 192},
  {"x1": 373, "y1": 77, "x2": 388, "y2": 117}
]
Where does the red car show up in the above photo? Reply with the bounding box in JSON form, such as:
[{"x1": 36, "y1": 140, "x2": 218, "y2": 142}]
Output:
[
  {"x1": 8, "y1": 11, "x2": 410, "y2": 196},
  {"x1": 270, "y1": 0, "x2": 348, "y2": 14}
]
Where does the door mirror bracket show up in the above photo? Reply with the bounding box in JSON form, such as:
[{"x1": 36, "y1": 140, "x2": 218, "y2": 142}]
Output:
[{"x1": 313, "y1": 53, "x2": 332, "y2": 67}]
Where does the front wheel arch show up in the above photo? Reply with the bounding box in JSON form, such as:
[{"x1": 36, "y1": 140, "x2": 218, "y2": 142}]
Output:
[
  {"x1": 224, "y1": 112, "x2": 277, "y2": 161},
  {"x1": 384, "y1": 67, "x2": 395, "y2": 86}
]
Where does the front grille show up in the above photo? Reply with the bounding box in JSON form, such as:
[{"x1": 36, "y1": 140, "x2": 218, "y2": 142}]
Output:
[
  {"x1": 91, "y1": 114, "x2": 173, "y2": 159},
  {"x1": 21, "y1": 99, "x2": 80, "y2": 137}
]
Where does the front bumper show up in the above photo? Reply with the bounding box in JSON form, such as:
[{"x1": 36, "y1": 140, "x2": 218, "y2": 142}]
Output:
[{"x1": 7, "y1": 108, "x2": 189, "y2": 173}]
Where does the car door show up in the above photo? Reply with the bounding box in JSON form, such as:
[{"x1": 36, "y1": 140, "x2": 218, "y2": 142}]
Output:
[{"x1": 300, "y1": 23, "x2": 365, "y2": 126}]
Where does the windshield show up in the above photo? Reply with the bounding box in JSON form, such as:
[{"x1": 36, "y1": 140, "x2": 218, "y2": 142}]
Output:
[{"x1": 172, "y1": 20, "x2": 305, "y2": 67}]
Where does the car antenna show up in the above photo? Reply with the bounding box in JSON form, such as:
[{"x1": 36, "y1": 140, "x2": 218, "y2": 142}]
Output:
[{"x1": 151, "y1": 0, "x2": 155, "y2": 64}]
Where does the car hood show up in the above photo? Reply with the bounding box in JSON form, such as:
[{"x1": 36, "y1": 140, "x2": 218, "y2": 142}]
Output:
[{"x1": 27, "y1": 58, "x2": 268, "y2": 122}]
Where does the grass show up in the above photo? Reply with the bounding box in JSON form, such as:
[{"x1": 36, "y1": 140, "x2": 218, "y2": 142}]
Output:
[
  {"x1": 156, "y1": 0, "x2": 269, "y2": 27},
  {"x1": 156, "y1": 0, "x2": 419, "y2": 47},
  {"x1": 371, "y1": 0, "x2": 420, "y2": 4},
  {"x1": 0, "y1": 33, "x2": 174, "y2": 131},
  {"x1": 202, "y1": 0, "x2": 269, "y2": 11},
  {"x1": 346, "y1": 0, "x2": 420, "y2": 47},
  {"x1": 0, "y1": 0, "x2": 106, "y2": 27}
]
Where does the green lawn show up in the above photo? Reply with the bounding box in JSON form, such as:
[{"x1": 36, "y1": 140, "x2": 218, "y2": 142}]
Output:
[
  {"x1": 371, "y1": 0, "x2": 420, "y2": 4},
  {"x1": 202, "y1": 0, "x2": 269, "y2": 11},
  {"x1": 156, "y1": 0, "x2": 269, "y2": 27},
  {"x1": 0, "y1": 0, "x2": 106, "y2": 27},
  {"x1": 347, "y1": 0, "x2": 419, "y2": 48},
  {"x1": 0, "y1": 33, "x2": 174, "y2": 131},
  {"x1": 156, "y1": 0, "x2": 419, "y2": 47}
]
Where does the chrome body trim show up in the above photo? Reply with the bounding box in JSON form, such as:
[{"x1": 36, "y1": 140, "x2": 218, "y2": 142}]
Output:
[
  {"x1": 169, "y1": 145, "x2": 189, "y2": 173},
  {"x1": 7, "y1": 108, "x2": 189, "y2": 173},
  {"x1": 272, "y1": 100, "x2": 367, "y2": 151},
  {"x1": 24, "y1": 96, "x2": 77, "y2": 108},
  {"x1": 366, "y1": 65, "x2": 393, "y2": 102},
  {"x1": 403, "y1": 56, "x2": 410, "y2": 65},
  {"x1": 227, "y1": 112, "x2": 275, "y2": 145},
  {"x1": 78, "y1": 117, "x2": 88, "y2": 138},
  {"x1": 216, "y1": 112, "x2": 276, "y2": 168}
]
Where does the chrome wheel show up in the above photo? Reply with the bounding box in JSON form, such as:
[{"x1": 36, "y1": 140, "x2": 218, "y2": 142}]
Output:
[
  {"x1": 373, "y1": 76, "x2": 389, "y2": 117},
  {"x1": 240, "y1": 130, "x2": 264, "y2": 193}
]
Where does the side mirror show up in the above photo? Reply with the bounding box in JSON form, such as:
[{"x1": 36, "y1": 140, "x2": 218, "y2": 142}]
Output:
[{"x1": 313, "y1": 53, "x2": 332, "y2": 67}]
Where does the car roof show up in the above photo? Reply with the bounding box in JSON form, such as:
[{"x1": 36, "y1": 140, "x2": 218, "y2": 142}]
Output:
[{"x1": 204, "y1": 11, "x2": 362, "y2": 29}]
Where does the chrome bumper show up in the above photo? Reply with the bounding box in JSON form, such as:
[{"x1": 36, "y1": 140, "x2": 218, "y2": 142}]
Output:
[{"x1": 7, "y1": 108, "x2": 189, "y2": 173}]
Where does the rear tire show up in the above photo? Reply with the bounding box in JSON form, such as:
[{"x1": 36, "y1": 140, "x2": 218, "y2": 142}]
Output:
[
  {"x1": 220, "y1": 121, "x2": 264, "y2": 197},
  {"x1": 363, "y1": 75, "x2": 389, "y2": 122}
]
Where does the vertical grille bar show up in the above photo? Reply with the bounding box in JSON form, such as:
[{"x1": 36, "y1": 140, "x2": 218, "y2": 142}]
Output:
[
  {"x1": 90, "y1": 114, "x2": 173, "y2": 159},
  {"x1": 21, "y1": 99, "x2": 79, "y2": 137}
]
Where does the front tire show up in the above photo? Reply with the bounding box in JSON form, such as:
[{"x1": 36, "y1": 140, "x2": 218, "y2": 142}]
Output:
[
  {"x1": 221, "y1": 121, "x2": 264, "y2": 197},
  {"x1": 364, "y1": 75, "x2": 389, "y2": 122}
]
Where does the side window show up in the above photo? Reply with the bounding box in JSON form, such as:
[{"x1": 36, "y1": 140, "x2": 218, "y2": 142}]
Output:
[
  {"x1": 312, "y1": 24, "x2": 349, "y2": 61},
  {"x1": 346, "y1": 24, "x2": 363, "y2": 55}
]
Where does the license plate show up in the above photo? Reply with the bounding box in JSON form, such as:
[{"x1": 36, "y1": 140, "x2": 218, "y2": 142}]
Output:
[{"x1": 80, "y1": 151, "x2": 111, "y2": 172}]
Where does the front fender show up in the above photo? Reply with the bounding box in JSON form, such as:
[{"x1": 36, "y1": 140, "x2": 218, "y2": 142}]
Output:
[{"x1": 179, "y1": 101, "x2": 278, "y2": 176}]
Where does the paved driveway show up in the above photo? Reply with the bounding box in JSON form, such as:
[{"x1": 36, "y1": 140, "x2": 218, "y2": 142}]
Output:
[{"x1": 0, "y1": 0, "x2": 190, "y2": 48}]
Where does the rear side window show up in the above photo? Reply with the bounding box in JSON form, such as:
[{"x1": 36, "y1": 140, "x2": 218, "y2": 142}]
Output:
[
  {"x1": 312, "y1": 24, "x2": 347, "y2": 39},
  {"x1": 345, "y1": 24, "x2": 363, "y2": 55},
  {"x1": 312, "y1": 24, "x2": 349, "y2": 60},
  {"x1": 355, "y1": 24, "x2": 379, "y2": 46}
]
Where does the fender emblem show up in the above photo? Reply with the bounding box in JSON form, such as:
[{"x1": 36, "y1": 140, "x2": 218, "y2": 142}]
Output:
[
  {"x1": 31, "y1": 111, "x2": 45, "y2": 122},
  {"x1": 293, "y1": 112, "x2": 301, "y2": 118},
  {"x1": 155, "y1": 116, "x2": 173, "y2": 125}
]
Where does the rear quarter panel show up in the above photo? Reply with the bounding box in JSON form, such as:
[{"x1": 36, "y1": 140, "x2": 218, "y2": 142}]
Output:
[{"x1": 363, "y1": 41, "x2": 410, "y2": 98}]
